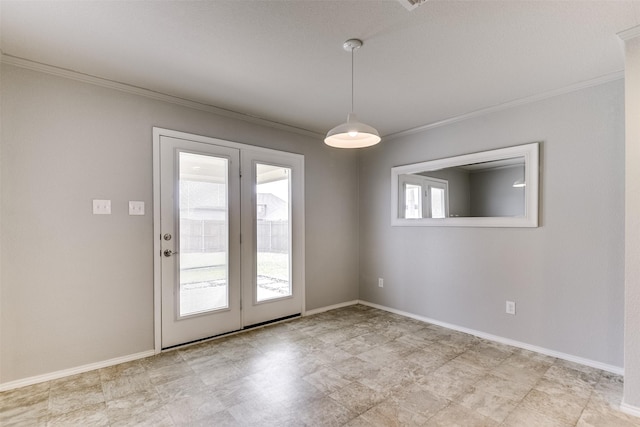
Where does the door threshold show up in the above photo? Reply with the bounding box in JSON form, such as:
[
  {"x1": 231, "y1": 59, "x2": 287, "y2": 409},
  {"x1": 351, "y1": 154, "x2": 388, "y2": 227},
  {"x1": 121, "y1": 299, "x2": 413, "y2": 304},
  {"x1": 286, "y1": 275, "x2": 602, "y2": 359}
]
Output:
[
  {"x1": 162, "y1": 329, "x2": 242, "y2": 351},
  {"x1": 161, "y1": 313, "x2": 302, "y2": 351},
  {"x1": 243, "y1": 313, "x2": 301, "y2": 330}
]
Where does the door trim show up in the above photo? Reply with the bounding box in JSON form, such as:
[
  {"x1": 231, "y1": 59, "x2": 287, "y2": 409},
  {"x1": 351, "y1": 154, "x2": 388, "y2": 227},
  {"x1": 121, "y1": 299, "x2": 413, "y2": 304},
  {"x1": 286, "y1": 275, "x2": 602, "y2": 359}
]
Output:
[{"x1": 152, "y1": 127, "x2": 306, "y2": 353}]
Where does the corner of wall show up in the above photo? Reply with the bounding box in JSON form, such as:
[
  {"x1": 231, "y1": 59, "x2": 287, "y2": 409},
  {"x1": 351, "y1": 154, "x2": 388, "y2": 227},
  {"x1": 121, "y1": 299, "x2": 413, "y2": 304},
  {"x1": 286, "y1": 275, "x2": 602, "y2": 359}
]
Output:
[
  {"x1": 0, "y1": 55, "x2": 4, "y2": 385},
  {"x1": 621, "y1": 25, "x2": 640, "y2": 409}
]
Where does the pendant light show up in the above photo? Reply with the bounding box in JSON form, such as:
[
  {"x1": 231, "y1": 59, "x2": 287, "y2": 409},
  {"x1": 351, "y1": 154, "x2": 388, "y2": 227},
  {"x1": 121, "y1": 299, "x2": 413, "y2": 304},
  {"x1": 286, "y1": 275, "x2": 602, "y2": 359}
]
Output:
[{"x1": 325, "y1": 39, "x2": 381, "y2": 149}]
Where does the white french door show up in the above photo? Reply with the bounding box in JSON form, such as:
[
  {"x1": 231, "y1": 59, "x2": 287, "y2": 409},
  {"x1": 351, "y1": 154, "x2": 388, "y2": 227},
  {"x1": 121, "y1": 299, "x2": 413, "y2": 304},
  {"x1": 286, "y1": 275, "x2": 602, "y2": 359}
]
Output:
[
  {"x1": 154, "y1": 129, "x2": 304, "y2": 350},
  {"x1": 158, "y1": 136, "x2": 241, "y2": 348},
  {"x1": 241, "y1": 151, "x2": 304, "y2": 327}
]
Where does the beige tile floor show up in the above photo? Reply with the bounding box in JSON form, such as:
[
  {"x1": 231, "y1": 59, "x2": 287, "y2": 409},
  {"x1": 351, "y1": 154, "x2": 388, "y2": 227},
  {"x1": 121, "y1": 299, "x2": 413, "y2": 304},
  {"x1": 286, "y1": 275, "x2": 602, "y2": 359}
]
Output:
[{"x1": 1, "y1": 304, "x2": 639, "y2": 426}]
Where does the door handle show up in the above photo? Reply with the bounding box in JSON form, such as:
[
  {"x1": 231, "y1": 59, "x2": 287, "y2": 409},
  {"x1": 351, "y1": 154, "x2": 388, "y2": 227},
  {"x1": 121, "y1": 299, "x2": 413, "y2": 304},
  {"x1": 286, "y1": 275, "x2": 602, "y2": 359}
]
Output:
[{"x1": 163, "y1": 249, "x2": 178, "y2": 257}]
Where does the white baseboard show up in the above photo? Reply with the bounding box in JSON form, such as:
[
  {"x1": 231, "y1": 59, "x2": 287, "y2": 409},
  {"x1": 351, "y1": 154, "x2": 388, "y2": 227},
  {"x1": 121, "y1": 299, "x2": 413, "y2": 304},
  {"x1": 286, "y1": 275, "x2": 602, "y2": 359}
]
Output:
[
  {"x1": 1, "y1": 300, "x2": 624, "y2": 392},
  {"x1": 0, "y1": 301, "x2": 357, "y2": 392},
  {"x1": 0, "y1": 350, "x2": 155, "y2": 392},
  {"x1": 304, "y1": 300, "x2": 359, "y2": 316},
  {"x1": 621, "y1": 402, "x2": 640, "y2": 418},
  {"x1": 358, "y1": 300, "x2": 624, "y2": 375}
]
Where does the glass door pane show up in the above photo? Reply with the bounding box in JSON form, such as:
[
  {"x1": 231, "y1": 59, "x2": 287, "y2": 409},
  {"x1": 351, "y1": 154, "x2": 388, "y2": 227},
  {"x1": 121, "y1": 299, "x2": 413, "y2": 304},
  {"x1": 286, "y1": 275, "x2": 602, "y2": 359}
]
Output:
[
  {"x1": 255, "y1": 164, "x2": 291, "y2": 302},
  {"x1": 405, "y1": 183, "x2": 422, "y2": 219},
  {"x1": 178, "y1": 152, "x2": 229, "y2": 316},
  {"x1": 430, "y1": 187, "x2": 446, "y2": 218}
]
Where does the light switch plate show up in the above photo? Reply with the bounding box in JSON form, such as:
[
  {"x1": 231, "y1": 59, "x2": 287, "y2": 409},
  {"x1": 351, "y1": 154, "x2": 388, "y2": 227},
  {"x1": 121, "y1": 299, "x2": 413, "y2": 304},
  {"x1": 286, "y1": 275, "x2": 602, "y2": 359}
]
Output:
[
  {"x1": 93, "y1": 199, "x2": 111, "y2": 215},
  {"x1": 129, "y1": 201, "x2": 145, "y2": 216}
]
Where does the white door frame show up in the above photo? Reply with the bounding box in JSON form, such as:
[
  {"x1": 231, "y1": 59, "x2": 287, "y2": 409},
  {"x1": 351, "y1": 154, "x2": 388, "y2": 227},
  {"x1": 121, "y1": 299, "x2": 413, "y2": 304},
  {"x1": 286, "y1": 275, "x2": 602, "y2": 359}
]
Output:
[{"x1": 152, "y1": 127, "x2": 306, "y2": 353}]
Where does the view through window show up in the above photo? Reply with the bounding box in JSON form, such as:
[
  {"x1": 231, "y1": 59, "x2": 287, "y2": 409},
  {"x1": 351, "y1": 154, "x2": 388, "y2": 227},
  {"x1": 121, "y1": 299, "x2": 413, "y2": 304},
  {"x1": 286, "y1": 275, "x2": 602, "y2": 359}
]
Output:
[
  {"x1": 256, "y1": 164, "x2": 292, "y2": 302},
  {"x1": 178, "y1": 152, "x2": 229, "y2": 316}
]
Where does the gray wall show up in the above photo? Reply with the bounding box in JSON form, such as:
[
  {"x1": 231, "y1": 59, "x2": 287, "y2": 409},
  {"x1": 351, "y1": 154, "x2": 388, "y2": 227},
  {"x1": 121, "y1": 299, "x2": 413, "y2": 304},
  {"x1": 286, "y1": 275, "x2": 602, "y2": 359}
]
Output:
[
  {"x1": 469, "y1": 165, "x2": 525, "y2": 217},
  {"x1": 0, "y1": 62, "x2": 627, "y2": 384},
  {"x1": 359, "y1": 80, "x2": 625, "y2": 367},
  {"x1": 0, "y1": 64, "x2": 360, "y2": 383}
]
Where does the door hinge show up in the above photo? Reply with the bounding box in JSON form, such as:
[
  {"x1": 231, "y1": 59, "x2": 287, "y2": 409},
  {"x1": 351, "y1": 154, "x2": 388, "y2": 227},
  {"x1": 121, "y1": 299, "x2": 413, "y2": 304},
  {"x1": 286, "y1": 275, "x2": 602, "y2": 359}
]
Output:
[{"x1": 240, "y1": 299, "x2": 242, "y2": 309}]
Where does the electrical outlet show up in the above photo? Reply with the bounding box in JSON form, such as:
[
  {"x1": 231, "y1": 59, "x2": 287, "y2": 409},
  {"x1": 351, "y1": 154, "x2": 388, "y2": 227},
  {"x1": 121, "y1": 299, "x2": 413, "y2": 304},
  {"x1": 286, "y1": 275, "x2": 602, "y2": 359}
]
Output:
[
  {"x1": 506, "y1": 300, "x2": 516, "y2": 315},
  {"x1": 378, "y1": 278, "x2": 384, "y2": 288}
]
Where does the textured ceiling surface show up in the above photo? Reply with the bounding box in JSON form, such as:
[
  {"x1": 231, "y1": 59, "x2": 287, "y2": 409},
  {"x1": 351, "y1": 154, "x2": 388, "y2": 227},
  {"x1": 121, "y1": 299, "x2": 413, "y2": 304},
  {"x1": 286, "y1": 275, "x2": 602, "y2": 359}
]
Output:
[{"x1": 2, "y1": 1, "x2": 639, "y2": 138}]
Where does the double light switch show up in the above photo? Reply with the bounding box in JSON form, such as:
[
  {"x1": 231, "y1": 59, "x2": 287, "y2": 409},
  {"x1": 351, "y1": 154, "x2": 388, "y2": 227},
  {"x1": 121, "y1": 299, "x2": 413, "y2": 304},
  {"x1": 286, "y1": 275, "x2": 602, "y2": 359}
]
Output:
[{"x1": 92, "y1": 200, "x2": 145, "y2": 215}]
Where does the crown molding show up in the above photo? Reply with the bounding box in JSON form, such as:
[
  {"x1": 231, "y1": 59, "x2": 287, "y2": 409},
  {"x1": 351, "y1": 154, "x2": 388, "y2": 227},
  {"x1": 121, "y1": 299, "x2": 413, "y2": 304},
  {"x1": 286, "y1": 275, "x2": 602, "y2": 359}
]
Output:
[
  {"x1": 384, "y1": 70, "x2": 624, "y2": 141},
  {"x1": 0, "y1": 54, "x2": 323, "y2": 140},
  {"x1": 1, "y1": 53, "x2": 625, "y2": 143},
  {"x1": 618, "y1": 25, "x2": 640, "y2": 41}
]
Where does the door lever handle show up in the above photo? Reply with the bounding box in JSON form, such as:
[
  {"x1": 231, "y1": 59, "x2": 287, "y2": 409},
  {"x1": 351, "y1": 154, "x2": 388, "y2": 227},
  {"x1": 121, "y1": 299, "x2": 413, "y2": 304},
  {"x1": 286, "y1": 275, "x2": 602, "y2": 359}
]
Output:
[{"x1": 163, "y1": 249, "x2": 178, "y2": 257}]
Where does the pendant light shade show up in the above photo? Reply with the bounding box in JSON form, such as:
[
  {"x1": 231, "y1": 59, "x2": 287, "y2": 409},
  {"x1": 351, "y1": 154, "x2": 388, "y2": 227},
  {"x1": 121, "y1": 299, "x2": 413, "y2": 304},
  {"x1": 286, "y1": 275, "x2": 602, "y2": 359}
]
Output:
[
  {"x1": 324, "y1": 113, "x2": 381, "y2": 148},
  {"x1": 325, "y1": 39, "x2": 381, "y2": 149}
]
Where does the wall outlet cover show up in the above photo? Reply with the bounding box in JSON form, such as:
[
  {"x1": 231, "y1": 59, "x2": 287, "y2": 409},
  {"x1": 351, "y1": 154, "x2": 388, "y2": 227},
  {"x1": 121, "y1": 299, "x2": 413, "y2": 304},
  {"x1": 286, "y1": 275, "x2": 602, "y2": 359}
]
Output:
[{"x1": 506, "y1": 300, "x2": 516, "y2": 315}]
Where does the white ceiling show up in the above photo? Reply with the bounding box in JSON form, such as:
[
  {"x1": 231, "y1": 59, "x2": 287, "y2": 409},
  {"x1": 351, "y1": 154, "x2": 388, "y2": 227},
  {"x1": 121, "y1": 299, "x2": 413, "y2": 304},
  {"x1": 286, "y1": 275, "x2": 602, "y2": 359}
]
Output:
[{"x1": 2, "y1": 1, "x2": 639, "y2": 139}]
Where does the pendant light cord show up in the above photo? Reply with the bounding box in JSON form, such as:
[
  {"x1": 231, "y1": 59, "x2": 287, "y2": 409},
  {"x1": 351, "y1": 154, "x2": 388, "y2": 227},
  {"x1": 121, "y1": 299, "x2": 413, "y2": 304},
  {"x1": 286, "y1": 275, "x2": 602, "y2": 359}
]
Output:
[{"x1": 351, "y1": 46, "x2": 355, "y2": 113}]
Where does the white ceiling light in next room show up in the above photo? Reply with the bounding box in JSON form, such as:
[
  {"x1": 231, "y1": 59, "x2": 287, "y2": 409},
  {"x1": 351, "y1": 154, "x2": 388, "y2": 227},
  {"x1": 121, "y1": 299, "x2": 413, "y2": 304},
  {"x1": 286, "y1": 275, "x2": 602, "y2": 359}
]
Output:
[{"x1": 324, "y1": 39, "x2": 381, "y2": 149}]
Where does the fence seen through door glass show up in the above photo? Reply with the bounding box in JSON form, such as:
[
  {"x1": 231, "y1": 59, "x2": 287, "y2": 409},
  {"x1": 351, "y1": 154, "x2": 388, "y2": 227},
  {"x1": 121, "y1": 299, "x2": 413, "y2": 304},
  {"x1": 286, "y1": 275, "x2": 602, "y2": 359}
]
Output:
[
  {"x1": 178, "y1": 152, "x2": 230, "y2": 316},
  {"x1": 256, "y1": 163, "x2": 292, "y2": 302}
]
